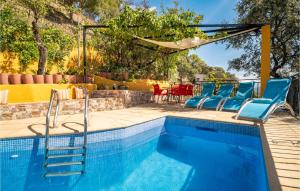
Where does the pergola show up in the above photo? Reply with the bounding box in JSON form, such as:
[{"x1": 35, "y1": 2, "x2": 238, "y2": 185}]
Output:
[{"x1": 82, "y1": 24, "x2": 271, "y2": 95}]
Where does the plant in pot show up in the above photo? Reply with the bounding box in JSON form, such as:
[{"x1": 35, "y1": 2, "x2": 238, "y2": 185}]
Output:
[
  {"x1": 0, "y1": 73, "x2": 9, "y2": 84},
  {"x1": 53, "y1": 73, "x2": 63, "y2": 84},
  {"x1": 53, "y1": 64, "x2": 64, "y2": 84},
  {"x1": 64, "y1": 68, "x2": 77, "y2": 84}
]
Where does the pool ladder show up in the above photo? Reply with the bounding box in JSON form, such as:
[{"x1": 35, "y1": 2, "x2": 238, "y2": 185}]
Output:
[{"x1": 43, "y1": 89, "x2": 89, "y2": 177}]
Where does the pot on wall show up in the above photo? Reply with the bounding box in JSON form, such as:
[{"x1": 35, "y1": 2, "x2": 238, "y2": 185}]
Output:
[
  {"x1": 44, "y1": 75, "x2": 53, "y2": 84},
  {"x1": 9, "y1": 74, "x2": 21, "y2": 84},
  {"x1": 53, "y1": 74, "x2": 63, "y2": 84},
  {"x1": 87, "y1": 75, "x2": 94, "y2": 83},
  {"x1": 21, "y1": 74, "x2": 34, "y2": 84},
  {"x1": 0, "y1": 73, "x2": 9, "y2": 84},
  {"x1": 122, "y1": 72, "x2": 129, "y2": 81},
  {"x1": 33, "y1": 75, "x2": 44, "y2": 84},
  {"x1": 106, "y1": 72, "x2": 112, "y2": 79},
  {"x1": 63, "y1": 75, "x2": 76, "y2": 84},
  {"x1": 76, "y1": 75, "x2": 84, "y2": 83}
]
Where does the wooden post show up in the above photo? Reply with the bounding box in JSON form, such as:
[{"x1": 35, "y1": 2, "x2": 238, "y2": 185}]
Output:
[{"x1": 260, "y1": 25, "x2": 271, "y2": 96}]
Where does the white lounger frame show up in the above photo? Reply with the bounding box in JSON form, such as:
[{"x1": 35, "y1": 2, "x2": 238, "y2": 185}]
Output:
[
  {"x1": 197, "y1": 97, "x2": 225, "y2": 111},
  {"x1": 235, "y1": 100, "x2": 295, "y2": 123}
]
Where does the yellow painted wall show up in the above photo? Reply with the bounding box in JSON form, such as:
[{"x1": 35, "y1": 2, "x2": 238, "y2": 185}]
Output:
[
  {"x1": 0, "y1": 84, "x2": 96, "y2": 103},
  {"x1": 94, "y1": 76, "x2": 170, "y2": 91},
  {"x1": 0, "y1": 47, "x2": 101, "y2": 74},
  {"x1": 124, "y1": 79, "x2": 170, "y2": 91},
  {"x1": 0, "y1": 78, "x2": 169, "y2": 103}
]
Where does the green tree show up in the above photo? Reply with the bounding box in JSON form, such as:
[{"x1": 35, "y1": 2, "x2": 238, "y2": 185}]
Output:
[
  {"x1": 226, "y1": 0, "x2": 299, "y2": 77},
  {"x1": 176, "y1": 54, "x2": 207, "y2": 82},
  {"x1": 60, "y1": 0, "x2": 121, "y2": 21},
  {"x1": 42, "y1": 28, "x2": 75, "y2": 73},
  {"x1": 17, "y1": 0, "x2": 52, "y2": 74},
  {"x1": 0, "y1": 7, "x2": 38, "y2": 72},
  {"x1": 92, "y1": 5, "x2": 206, "y2": 79}
]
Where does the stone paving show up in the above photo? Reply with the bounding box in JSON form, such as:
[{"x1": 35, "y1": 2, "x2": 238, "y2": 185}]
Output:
[{"x1": 0, "y1": 103, "x2": 299, "y2": 190}]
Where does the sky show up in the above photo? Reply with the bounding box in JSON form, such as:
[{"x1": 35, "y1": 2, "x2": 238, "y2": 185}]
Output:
[{"x1": 146, "y1": 0, "x2": 250, "y2": 79}]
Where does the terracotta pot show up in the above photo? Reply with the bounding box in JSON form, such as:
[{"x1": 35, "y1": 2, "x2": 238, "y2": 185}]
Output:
[
  {"x1": 53, "y1": 74, "x2": 63, "y2": 84},
  {"x1": 0, "y1": 73, "x2": 9, "y2": 84},
  {"x1": 63, "y1": 75, "x2": 76, "y2": 84},
  {"x1": 21, "y1": 74, "x2": 34, "y2": 84},
  {"x1": 76, "y1": 75, "x2": 84, "y2": 83},
  {"x1": 106, "y1": 73, "x2": 112, "y2": 79},
  {"x1": 44, "y1": 75, "x2": 53, "y2": 84},
  {"x1": 9, "y1": 74, "x2": 21, "y2": 84},
  {"x1": 99, "y1": 72, "x2": 107, "y2": 78},
  {"x1": 33, "y1": 75, "x2": 44, "y2": 84},
  {"x1": 122, "y1": 72, "x2": 129, "y2": 81}
]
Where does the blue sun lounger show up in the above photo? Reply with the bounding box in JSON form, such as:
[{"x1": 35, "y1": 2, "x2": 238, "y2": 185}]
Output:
[
  {"x1": 184, "y1": 83, "x2": 215, "y2": 108},
  {"x1": 219, "y1": 82, "x2": 254, "y2": 112},
  {"x1": 199, "y1": 83, "x2": 234, "y2": 110},
  {"x1": 236, "y1": 78, "x2": 295, "y2": 123}
]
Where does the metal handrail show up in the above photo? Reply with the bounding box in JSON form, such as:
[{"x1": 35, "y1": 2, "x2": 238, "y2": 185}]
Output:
[
  {"x1": 83, "y1": 92, "x2": 88, "y2": 146},
  {"x1": 45, "y1": 90, "x2": 57, "y2": 152},
  {"x1": 82, "y1": 91, "x2": 89, "y2": 173}
]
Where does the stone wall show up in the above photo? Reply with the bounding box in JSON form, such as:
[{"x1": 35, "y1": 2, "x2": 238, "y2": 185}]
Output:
[{"x1": 0, "y1": 90, "x2": 153, "y2": 120}]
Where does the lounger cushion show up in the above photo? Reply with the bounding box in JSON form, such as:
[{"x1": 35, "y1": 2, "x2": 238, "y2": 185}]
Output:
[
  {"x1": 222, "y1": 97, "x2": 245, "y2": 111},
  {"x1": 0, "y1": 90, "x2": 8, "y2": 104},
  {"x1": 75, "y1": 87, "x2": 85, "y2": 99},
  {"x1": 216, "y1": 84, "x2": 234, "y2": 97},
  {"x1": 54, "y1": 89, "x2": 70, "y2": 100},
  {"x1": 202, "y1": 96, "x2": 223, "y2": 109},
  {"x1": 185, "y1": 96, "x2": 205, "y2": 108},
  {"x1": 236, "y1": 82, "x2": 254, "y2": 99},
  {"x1": 239, "y1": 102, "x2": 273, "y2": 120},
  {"x1": 202, "y1": 83, "x2": 215, "y2": 97},
  {"x1": 263, "y1": 78, "x2": 291, "y2": 102}
]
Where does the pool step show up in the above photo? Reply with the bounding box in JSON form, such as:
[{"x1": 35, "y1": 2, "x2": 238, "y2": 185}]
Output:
[
  {"x1": 47, "y1": 153, "x2": 84, "y2": 159},
  {"x1": 45, "y1": 171, "x2": 83, "y2": 177},
  {"x1": 45, "y1": 161, "x2": 84, "y2": 167},
  {"x1": 47, "y1": 146, "x2": 84, "y2": 151}
]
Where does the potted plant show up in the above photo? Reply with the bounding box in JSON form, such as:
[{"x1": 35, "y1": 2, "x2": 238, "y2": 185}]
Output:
[
  {"x1": 0, "y1": 73, "x2": 9, "y2": 84},
  {"x1": 21, "y1": 74, "x2": 34, "y2": 84},
  {"x1": 44, "y1": 71, "x2": 53, "y2": 84},
  {"x1": 9, "y1": 74, "x2": 21, "y2": 84},
  {"x1": 76, "y1": 75, "x2": 84, "y2": 83},
  {"x1": 33, "y1": 74, "x2": 44, "y2": 84},
  {"x1": 64, "y1": 68, "x2": 77, "y2": 84}
]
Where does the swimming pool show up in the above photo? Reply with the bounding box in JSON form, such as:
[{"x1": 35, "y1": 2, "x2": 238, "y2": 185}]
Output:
[{"x1": 1, "y1": 116, "x2": 269, "y2": 191}]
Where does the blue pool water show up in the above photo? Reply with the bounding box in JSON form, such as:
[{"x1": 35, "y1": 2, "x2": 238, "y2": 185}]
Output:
[{"x1": 0, "y1": 116, "x2": 269, "y2": 191}]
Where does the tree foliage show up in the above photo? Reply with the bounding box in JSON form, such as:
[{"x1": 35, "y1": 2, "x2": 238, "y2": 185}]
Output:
[
  {"x1": 226, "y1": 0, "x2": 299, "y2": 77},
  {"x1": 0, "y1": 7, "x2": 38, "y2": 72},
  {"x1": 0, "y1": 6, "x2": 75, "y2": 73},
  {"x1": 91, "y1": 5, "x2": 206, "y2": 79},
  {"x1": 42, "y1": 28, "x2": 75, "y2": 73}
]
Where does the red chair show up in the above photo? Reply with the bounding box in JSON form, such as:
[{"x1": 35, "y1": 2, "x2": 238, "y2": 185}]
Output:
[
  {"x1": 179, "y1": 84, "x2": 187, "y2": 96},
  {"x1": 186, "y1": 84, "x2": 193, "y2": 96},
  {"x1": 152, "y1": 84, "x2": 168, "y2": 102},
  {"x1": 170, "y1": 84, "x2": 179, "y2": 96},
  {"x1": 171, "y1": 84, "x2": 187, "y2": 102}
]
